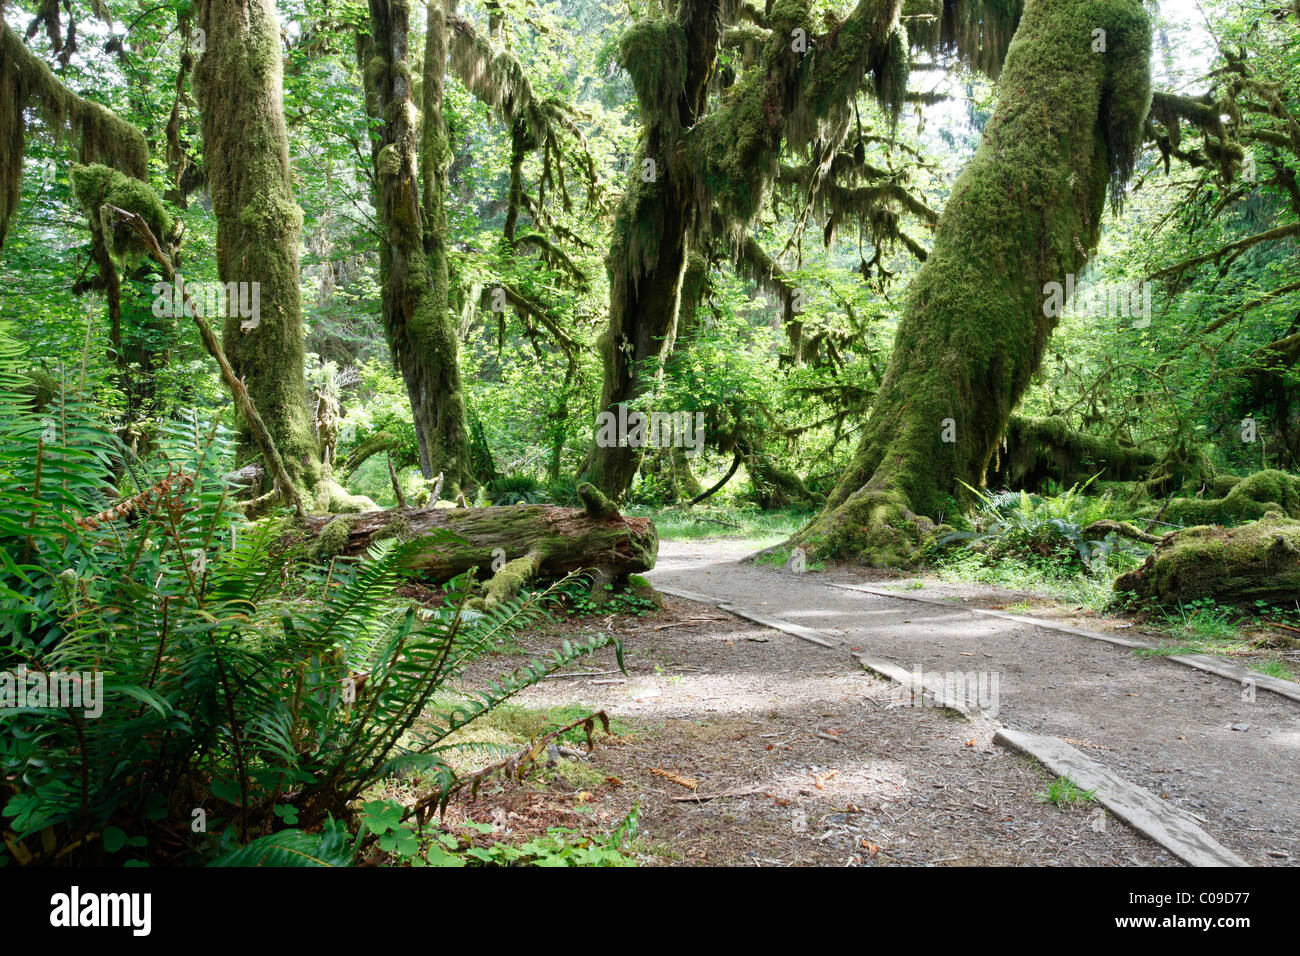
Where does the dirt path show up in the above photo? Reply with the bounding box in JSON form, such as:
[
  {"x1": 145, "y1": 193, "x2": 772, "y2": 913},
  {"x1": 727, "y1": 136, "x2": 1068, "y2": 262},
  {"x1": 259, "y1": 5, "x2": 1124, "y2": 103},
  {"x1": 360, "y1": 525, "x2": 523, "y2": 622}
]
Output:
[
  {"x1": 644, "y1": 539, "x2": 1300, "y2": 866},
  {"x1": 456, "y1": 594, "x2": 1173, "y2": 865}
]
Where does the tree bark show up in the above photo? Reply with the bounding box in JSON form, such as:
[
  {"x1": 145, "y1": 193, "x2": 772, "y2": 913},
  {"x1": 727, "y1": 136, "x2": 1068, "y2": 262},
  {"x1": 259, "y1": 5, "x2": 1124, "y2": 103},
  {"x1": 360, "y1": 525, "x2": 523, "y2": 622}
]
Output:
[
  {"x1": 193, "y1": 0, "x2": 321, "y2": 491},
  {"x1": 581, "y1": 0, "x2": 723, "y2": 498},
  {"x1": 363, "y1": 0, "x2": 475, "y2": 497},
  {"x1": 794, "y1": 0, "x2": 1152, "y2": 566}
]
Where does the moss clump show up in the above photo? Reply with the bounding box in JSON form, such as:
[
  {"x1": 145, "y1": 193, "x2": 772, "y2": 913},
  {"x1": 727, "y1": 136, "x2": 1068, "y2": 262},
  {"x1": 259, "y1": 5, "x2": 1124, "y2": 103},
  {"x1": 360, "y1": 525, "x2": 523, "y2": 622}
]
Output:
[
  {"x1": 1160, "y1": 469, "x2": 1300, "y2": 526},
  {"x1": 627, "y1": 574, "x2": 664, "y2": 609},
  {"x1": 618, "y1": 19, "x2": 688, "y2": 133},
  {"x1": 577, "y1": 481, "x2": 618, "y2": 519},
  {"x1": 476, "y1": 551, "x2": 542, "y2": 609},
  {"x1": 318, "y1": 478, "x2": 379, "y2": 515},
  {"x1": 70, "y1": 163, "x2": 174, "y2": 264},
  {"x1": 797, "y1": 487, "x2": 933, "y2": 568},
  {"x1": 373, "y1": 512, "x2": 411, "y2": 543},
  {"x1": 1114, "y1": 513, "x2": 1300, "y2": 607},
  {"x1": 308, "y1": 516, "x2": 354, "y2": 563}
]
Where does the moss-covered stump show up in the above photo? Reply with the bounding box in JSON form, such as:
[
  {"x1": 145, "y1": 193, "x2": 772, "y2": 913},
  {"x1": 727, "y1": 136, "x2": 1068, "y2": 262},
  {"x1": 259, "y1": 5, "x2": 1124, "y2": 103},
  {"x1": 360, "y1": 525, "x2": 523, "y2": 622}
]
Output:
[
  {"x1": 1154, "y1": 469, "x2": 1300, "y2": 525},
  {"x1": 300, "y1": 503, "x2": 658, "y2": 583},
  {"x1": 1113, "y1": 513, "x2": 1300, "y2": 607}
]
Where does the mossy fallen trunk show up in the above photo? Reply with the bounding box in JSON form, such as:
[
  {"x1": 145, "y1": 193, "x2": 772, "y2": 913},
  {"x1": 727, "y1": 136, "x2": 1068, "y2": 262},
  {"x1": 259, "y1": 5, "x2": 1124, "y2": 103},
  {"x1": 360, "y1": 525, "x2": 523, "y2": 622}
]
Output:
[
  {"x1": 1114, "y1": 514, "x2": 1300, "y2": 607},
  {"x1": 794, "y1": 0, "x2": 1151, "y2": 566},
  {"x1": 302, "y1": 503, "x2": 657, "y2": 583},
  {"x1": 1156, "y1": 469, "x2": 1300, "y2": 525}
]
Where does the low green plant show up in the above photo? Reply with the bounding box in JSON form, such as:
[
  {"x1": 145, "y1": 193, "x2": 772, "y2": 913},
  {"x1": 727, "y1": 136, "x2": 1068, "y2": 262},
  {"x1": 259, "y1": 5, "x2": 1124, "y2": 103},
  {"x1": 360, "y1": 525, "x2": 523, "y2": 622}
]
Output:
[
  {"x1": 353, "y1": 798, "x2": 638, "y2": 867},
  {"x1": 559, "y1": 579, "x2": 659, "y2": 618},
  {"x1": 752, "y1": 547, "x2": 826, "y2": 571},
  {"x1": 487, "y1": 474, "x2": 548, "y2": 505},
  {"x1": 1036, "y1": 776, "x2": 1098, "y2": 807},
  {"x1": 1160, "y1": 598, "x2": 1240, "y2": 642},
  {"x1": 938, "y1": 477, "x2": 1143, "y2": 573}
]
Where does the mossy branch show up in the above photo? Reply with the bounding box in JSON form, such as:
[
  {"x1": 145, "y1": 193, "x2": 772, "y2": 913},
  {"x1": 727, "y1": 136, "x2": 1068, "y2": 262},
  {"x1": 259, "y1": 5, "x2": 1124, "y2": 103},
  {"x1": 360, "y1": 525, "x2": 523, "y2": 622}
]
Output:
[{"x1": 1, "y1": 21, "x2": 148, "y2": 250}]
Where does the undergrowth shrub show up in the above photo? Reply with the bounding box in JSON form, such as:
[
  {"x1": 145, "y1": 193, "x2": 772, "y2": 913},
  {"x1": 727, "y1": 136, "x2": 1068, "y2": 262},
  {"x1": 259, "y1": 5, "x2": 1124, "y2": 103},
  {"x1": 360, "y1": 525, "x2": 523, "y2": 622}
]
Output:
[
  {"x1": 937, "y1": 478, "x2": 1145, "y2": 573},
  {"x1": 0, "y1": 322, "x2": 622, "y2": 867}
]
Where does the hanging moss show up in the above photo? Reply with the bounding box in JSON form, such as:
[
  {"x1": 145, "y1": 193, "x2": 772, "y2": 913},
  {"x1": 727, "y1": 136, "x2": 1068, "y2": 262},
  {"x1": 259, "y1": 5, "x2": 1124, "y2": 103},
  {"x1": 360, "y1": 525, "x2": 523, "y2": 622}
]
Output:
[
  {"x1": 619, "y1": 19, "x2": 688, "y2": 134},
  {"x1": 686, "y1": 0, "x2": 909, "y2": 233},
  {"x1": 1, "y1": 22, "x2": 148, "y2": 251},
  {"x1": 904, "y1": 0, "x2": 1025, "y2": 79},
  {"x1": 988, "y1": 414, "x2": 1158, "y2": 491},
  {"x1": 69, "y1": 163, "x2": 173, "y2": 265},
  {"x1": 586, "y1": 2, "x2": 728, "y2": 499}
]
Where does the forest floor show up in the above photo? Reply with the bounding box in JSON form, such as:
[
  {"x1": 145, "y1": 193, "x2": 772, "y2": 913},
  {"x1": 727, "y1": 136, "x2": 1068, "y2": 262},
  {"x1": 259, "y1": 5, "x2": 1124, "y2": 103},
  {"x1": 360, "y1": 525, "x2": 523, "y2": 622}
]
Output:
[{"x1": 440, "y1": 538, "x2": 1300, "y2": 866}]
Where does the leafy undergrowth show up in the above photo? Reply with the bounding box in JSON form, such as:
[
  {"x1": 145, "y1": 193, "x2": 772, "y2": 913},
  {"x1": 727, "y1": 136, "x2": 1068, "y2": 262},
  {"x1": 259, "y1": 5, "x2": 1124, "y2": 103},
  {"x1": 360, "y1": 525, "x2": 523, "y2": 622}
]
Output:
[
  {"x1": 354, "y1": 693, "x2": 646, "y2": 866},
  {"x1": 1124, "y1": 598, "x2": 1300, "y2": 679},
  {"x1": 913, "y1": 483, "x2": 1300, "y2": 680},
  {"x1": 356, "y1": 796, "x2": 640, "y2": 867}
]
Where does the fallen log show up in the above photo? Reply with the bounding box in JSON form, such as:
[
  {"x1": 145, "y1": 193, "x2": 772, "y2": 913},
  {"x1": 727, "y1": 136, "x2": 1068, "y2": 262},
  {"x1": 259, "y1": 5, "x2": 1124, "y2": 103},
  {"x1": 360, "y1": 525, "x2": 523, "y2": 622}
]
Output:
[
  {"x1": 1113, "y1": 513, "x2": 1300, "y2": 607},
  {"x1": 301, "y1": 483, "x2": 657, "y2": 588}
]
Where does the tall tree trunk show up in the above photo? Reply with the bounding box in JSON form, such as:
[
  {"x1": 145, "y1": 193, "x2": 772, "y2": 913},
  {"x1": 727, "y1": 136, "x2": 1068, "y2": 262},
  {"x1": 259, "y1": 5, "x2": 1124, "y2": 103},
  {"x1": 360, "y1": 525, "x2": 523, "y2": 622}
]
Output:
[
  {"x1": 584, "y1": 0, "x2": 907, "y2": 499},
  {"x1": 193, "y1": 0, "x2": 322, "y2": 491},
  {"x1": 364, "y1": 0, "x2": 475, "y2": 497},
  {"x1": 794, "y1": 0, "x2": 1152, "y2": 565},
  {"x1": 581, "y1": 0, "x2": 723, "y2": 498}
]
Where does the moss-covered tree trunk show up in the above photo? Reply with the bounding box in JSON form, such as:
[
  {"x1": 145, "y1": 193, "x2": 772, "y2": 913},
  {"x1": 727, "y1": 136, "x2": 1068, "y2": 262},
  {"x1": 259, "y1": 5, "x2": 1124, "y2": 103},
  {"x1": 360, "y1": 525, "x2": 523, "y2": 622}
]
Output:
[
  {"x1": 794, "y1": 0, "x2": 1151, "y2": 565},
  {"x1": 193, "y1": 0, "x2": 321, "y2": 490},
  {"x1": 302, "y1": 497, "x2": 658, "y2": 582},
  {"x1": 364, "y1": 0, "x2": 475, "y2": 497},
  {"x1": 585, "y1": 0, "x2": 909, "y2": 499},
  {"x1": 581, "y1": 0, "x2": 723, "y2": 498}
]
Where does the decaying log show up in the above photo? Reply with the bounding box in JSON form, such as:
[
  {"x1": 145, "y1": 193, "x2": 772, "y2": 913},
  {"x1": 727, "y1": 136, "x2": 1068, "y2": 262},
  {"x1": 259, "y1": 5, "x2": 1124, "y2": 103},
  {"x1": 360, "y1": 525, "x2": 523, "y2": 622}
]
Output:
[
  {"x1": 302, "y1": 496, "x2": 657, "y2": 585},
  {"x1": 1114, "y1": 513, "x2": 1300, "y2": 607}
]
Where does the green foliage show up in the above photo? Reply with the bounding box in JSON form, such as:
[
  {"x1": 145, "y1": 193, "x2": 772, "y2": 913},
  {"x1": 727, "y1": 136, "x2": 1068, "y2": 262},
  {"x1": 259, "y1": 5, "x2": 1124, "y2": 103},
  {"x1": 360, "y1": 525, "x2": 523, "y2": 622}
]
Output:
[
  {"x1": 938, "y1": 479, "x2": 1142, "y2": 572},
  {"x1": 1036, "y1": 776, "x2": 1098, "y2": 808},
  {"x1": 352, "y1": 798, "x2": 638, "y2": 866},
  {"x1": 487, "y1": 473, "x2": 548, "y2": 505},
  {"x1": 558, "y1": 578, "x2": 659, "y2": 618},
  {"x1": 0, "y1": 321, "x2": 624, "y2": 865}
]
